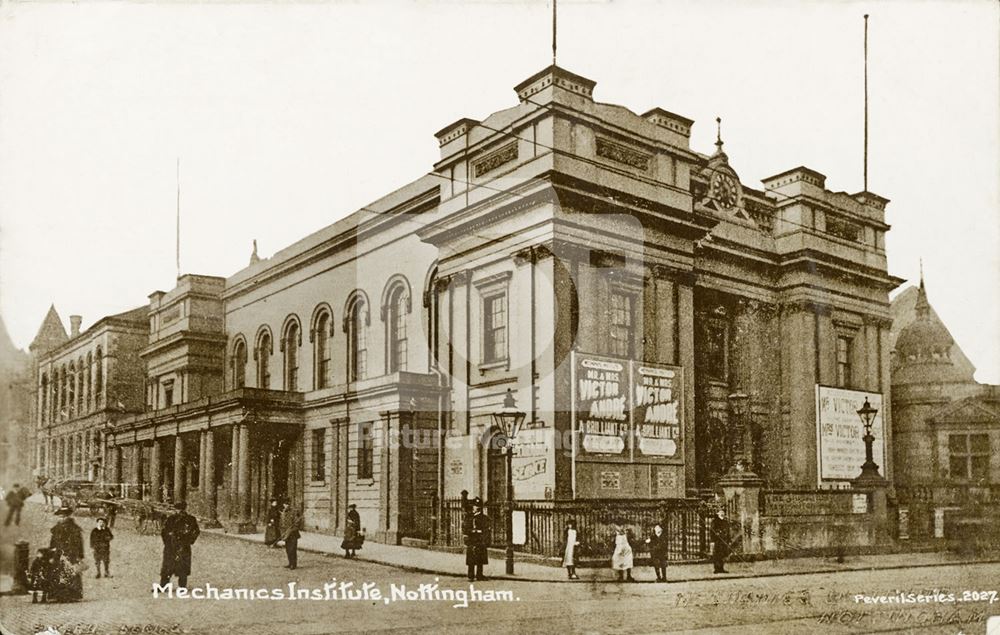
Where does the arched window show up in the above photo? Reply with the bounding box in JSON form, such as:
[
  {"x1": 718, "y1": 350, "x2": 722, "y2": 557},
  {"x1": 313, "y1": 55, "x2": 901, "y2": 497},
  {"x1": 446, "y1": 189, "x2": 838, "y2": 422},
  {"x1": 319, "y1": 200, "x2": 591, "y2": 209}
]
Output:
[
  {"x1": 256, "y1": 329, "x2": 273, "y2": 389},
  {"x1": 68, "y1": 361, "x2": 77, "y2": 417},
  {"x1": 312, "y1": 307, "x2": 333, "y2": 389},
  {"x1": 57, "y1": 366, "x2": 65, "y2": 420},
  {"x1": 84, "y1": 353, "x2": 92, "y2": 413},
  {"x1": 345, "y1": 294, "x2": 369, "y2": 382},
  {"x1": 383, "y1": 280, "x2": 410, "y2": 373},
  {"x1": 232, "y1": 338, "x2": 248, "y2": 389},
  {"x1": 282, "y1": 317, "x2": 301, "y2": 391},
  {"x1": 94, "y1": 348, "x2": 103, "y2": 409},
  {"x1": 40, "y1": 372, "x2": 48, "y2": 425}
]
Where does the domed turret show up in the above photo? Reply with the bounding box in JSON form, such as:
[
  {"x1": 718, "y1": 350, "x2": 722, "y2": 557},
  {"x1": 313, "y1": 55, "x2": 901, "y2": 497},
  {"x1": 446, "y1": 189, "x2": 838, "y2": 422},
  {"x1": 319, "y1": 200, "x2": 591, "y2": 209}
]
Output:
[{"x1": 895, "y1": 276, "x2": 953, "y2": 363}]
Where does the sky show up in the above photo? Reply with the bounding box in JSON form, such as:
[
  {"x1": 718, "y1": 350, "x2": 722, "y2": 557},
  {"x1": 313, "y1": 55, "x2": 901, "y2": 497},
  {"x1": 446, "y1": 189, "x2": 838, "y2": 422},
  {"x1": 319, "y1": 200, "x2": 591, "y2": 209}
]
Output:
[{"x1": 0, "y1": 0, "x2": 997, "y2": 383}]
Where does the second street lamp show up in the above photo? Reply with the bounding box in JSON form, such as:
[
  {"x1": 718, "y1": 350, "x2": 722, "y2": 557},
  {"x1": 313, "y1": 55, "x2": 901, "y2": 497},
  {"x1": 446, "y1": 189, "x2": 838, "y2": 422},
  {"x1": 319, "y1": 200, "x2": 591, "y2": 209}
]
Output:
[
  {"x1": 855, "y1": 397, "x2": 883, "y2": 481},
  {"x1": 491, "y1": 388, "x2": 526, "y2": 575}
]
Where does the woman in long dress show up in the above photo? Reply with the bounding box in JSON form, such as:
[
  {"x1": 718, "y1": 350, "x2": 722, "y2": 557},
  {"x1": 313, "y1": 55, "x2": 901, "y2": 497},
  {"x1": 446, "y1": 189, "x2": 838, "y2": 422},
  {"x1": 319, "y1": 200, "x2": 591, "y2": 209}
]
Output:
[
  {"x1": 561, "y1": 519, "x2": 581, "y2": 579},
  {"x1": 49, "y1": 507, "x2": 84, "y2": 601},
  {"x1": 341, "y1": 504, "x2": 363, "y2": 558},
  {"x1": 610, "y1": 522, "x2": 635, "y2": 582}
]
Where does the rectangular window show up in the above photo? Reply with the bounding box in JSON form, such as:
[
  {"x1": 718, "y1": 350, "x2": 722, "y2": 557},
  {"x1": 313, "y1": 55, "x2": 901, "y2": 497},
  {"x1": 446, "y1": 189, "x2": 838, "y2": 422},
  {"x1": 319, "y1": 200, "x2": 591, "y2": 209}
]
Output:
[
  {"x1": 704, "y1": 320, "x2": 728, "y2": 382},
  {"x1": 163, "y1": 380, "x2": 174, "y2": 408},
  {"x1": 608, "y1": 291, "x2": 634, "y2": 357},
  {"x1": 836, "y1": 335, "x2": 853, "y2": 388},
  {"x1": 311, "y1": 428, "x2": 326, "y2": 481},
  {"x1": 483, "y1": 293, "x2": 507, "y2": 363},
  {"x1": 358, "y1": 422, "x2": 374, "y2": 479},
  {"x1": 949, "y1": 433, "x2": 991, "y2": 481}
]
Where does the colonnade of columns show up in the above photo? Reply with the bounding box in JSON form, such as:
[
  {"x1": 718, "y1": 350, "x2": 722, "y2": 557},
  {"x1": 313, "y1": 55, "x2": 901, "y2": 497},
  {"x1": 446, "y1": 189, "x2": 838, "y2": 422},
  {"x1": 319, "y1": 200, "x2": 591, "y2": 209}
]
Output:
[{"x1": 107, "y1": 423, "x2": 253, "y2": 530}]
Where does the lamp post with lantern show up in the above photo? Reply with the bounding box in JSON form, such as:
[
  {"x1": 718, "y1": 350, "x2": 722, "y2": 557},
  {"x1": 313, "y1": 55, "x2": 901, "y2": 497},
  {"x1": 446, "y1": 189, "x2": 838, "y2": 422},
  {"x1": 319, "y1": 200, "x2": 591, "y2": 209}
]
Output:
[
  {"x1": 854, "y1": 396, "x2": 886, "y2": 484},
  {"x1": 491, "y1": 388, "x2": 526, "y2": 575}
]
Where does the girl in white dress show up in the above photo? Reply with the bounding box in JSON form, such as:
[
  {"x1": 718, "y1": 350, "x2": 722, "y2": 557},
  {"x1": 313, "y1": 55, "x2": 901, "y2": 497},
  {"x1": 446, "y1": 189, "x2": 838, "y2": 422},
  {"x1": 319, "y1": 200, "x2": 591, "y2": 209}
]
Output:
[
  {"x1": 610, "y1": 523, "x2": 635, "y2": 582},
  {"x1": 561, "y1": 520, "x2": 581, "y2": 579}
]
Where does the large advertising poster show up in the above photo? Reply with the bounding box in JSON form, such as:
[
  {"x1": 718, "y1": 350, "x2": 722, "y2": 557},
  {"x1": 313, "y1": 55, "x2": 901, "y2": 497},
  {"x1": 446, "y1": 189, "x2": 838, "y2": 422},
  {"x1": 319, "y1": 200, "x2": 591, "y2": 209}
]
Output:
[
  {"x1": 632, "y1": 363, "x2": 682, "y2": 460},
  {"x1": 815, "y1": 386, "x2": 885, "y2": 483},
  {"x1": 574, "y1": 354, "x2": 629, "y2": 456},
  {"x1": 571, "y1": 352, "x2": 683, "y2": 463}
]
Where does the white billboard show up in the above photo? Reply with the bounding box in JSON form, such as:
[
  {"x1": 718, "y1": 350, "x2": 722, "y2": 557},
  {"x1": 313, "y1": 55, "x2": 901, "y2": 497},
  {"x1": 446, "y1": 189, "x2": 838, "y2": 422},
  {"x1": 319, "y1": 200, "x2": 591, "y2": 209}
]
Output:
[{"x1": 815, "y1": 386, "x2": 885, "y2": 483}]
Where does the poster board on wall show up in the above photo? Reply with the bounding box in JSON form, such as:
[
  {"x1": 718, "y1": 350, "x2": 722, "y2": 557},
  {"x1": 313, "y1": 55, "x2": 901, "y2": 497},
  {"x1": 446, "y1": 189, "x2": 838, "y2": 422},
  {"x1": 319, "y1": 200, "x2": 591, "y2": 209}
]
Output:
[
  {"x1": 815, "y1": 386, "x2": 886, "y2": 485},
  {"x1": 571, "y1": 351, "x2": 684, "y2": 465}
]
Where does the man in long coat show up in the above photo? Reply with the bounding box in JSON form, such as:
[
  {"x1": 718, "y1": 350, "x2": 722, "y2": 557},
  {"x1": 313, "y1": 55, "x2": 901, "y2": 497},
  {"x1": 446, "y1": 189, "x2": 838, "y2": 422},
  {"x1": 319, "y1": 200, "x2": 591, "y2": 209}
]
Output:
[
  {"x1": 49, "y1": 506, "x2": 84, "y2": 601},
  {"x1": 159, "y1": 501, "x2": 200, "y2": 588},
  {"x1": 5, "y1": 484, "x2": 24, "y2": 526},
  {"x1": 710, "y1": 508, "x2": 731, "y2": 574},
  {"x1": 279, "y1": 502, "x2": 302, "y2": 570},
  {"x1": 463, "y1": 497, "x2": 489, "y2": 581}
]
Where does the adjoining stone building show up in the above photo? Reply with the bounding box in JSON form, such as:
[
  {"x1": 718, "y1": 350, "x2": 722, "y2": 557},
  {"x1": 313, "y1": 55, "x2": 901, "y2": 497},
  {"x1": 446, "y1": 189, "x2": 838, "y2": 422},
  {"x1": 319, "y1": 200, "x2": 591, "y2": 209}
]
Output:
[
  {"x1": 891, "y1": 278, "x2": 1000, "y2": 540},
  {"x1": 34, "y1": 66, "x2": 902, "y2": 554},
  {"x1": 32, "y1": 306, "x2": 148, "y2": 488}
]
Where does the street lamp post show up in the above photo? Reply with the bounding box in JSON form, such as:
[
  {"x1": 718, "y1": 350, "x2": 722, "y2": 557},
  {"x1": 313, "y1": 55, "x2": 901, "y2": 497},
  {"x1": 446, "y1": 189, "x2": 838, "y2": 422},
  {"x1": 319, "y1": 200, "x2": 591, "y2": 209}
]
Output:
[
  {"x1": 726, "y1": 392, "x2": 755, "y2": 476},
  {"x1": 855, "y1": 397, "x2": 883, "y2": 481},
  {"x1": 491, "y1": 388, "x2": 526, "y2": 575}
]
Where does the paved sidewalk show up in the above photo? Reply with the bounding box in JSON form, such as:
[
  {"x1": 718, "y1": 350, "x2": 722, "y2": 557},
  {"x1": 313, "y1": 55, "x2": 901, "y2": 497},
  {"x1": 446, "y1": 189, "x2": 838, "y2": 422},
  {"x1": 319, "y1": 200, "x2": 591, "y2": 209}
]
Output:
[{"x1": 204, "y1": 526, "x2": 1000, "y2": 584}]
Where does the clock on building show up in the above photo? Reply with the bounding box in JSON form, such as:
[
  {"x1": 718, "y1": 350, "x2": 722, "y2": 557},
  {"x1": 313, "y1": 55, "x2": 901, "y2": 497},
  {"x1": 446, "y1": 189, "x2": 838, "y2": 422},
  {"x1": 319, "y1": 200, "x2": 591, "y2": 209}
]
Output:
[{"x1": 711, "y1": 172, "x2": 739, "y2": 209}]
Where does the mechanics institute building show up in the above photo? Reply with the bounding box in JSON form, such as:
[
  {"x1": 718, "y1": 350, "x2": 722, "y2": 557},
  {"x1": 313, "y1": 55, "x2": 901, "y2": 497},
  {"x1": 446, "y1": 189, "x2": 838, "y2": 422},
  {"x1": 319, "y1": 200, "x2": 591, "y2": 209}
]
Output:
[{"x1": 39, "y1": 66, "x2": 901, "y2": 544}]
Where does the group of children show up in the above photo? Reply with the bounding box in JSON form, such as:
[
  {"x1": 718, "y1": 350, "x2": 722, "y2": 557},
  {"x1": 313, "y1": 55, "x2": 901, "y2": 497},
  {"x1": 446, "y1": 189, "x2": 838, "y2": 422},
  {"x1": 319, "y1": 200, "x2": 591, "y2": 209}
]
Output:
[{"x1": 561, "y1": 515, "x2": 723, "y2": 582}]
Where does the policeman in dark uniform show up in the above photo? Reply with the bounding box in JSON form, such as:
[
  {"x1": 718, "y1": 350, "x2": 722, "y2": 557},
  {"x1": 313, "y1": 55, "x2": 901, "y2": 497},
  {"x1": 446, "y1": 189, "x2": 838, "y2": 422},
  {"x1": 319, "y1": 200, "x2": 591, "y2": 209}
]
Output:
[{"x1": 464, "y1": 497, "x2": 489, "y2": 581}]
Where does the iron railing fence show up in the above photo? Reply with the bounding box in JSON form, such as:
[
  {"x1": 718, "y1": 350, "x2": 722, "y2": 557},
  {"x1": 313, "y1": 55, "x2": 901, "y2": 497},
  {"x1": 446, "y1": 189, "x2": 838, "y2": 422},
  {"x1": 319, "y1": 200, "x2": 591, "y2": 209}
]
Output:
[{"x1": 436, "y1": 498, "x2": 710, "y2": 561}]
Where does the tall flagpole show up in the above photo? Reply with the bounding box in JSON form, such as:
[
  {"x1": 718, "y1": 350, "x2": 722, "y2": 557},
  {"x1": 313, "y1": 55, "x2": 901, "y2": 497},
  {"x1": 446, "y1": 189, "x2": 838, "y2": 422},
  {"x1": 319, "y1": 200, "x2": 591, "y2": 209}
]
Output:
[
  {"x1": 176, "y1": 157, "x2": 181, "y2": 280},
  {"x1": 552, "y1": 0, "x2": 557, "y2": 66},
  {"x1": 863, "y1": 14, "x2": 869, "y2": 193}
]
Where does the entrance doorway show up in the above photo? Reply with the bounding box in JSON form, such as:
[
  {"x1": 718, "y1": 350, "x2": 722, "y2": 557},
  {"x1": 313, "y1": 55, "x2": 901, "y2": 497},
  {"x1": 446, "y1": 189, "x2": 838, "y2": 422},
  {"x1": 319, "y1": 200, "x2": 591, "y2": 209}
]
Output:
[{"x1": 485, "y1": 430, "x2": 507, "y2": 506}]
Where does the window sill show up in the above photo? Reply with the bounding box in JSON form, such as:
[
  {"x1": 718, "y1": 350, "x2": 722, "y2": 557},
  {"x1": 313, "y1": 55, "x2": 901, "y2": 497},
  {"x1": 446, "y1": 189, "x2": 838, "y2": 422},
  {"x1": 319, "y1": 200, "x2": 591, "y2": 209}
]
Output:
[
  {"x1": 308, "y1": 480, "x2": 327, "y2": 487},
  {"x1": 356, "y1": 477, "x2": 375, "y2": 485},
  {"x1": 479, "y1": 359, "x2": 509, "y2": 375}
]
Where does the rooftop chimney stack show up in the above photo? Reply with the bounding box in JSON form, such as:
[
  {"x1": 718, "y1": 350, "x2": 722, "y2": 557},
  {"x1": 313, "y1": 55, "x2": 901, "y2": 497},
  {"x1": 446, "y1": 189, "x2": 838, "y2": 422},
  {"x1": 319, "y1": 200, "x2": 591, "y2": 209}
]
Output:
[{"x1": 70, "y1": 315, "x2": 82, "y2": 337}]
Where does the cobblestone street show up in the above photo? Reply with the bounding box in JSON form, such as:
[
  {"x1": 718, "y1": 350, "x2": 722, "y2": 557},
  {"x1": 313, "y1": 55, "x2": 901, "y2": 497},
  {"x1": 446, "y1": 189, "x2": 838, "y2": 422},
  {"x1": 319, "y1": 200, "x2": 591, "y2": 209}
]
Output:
[{"x1": 2, "y1": 502, "x2": 1000, "y2": 634}]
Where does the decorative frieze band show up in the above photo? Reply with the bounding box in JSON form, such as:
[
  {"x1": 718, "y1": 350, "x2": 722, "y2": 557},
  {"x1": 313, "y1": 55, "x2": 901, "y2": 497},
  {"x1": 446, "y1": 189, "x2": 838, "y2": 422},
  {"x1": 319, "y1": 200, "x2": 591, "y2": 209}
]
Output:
[
  {"x1": 596, "y1": 137, "x2": 651, "y2": 171},
  {"x1": 473, "y1": 142, "x2": 518, "y2": 178}
]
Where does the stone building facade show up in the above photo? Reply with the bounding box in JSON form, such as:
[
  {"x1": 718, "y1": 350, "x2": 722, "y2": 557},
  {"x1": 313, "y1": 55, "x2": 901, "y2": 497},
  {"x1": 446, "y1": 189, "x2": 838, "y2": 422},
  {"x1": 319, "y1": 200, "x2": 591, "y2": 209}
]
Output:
[
  {"x1": 891, "y1": 278, "x2": 1000, "y2": 538},
  {"x1": 33, "y1": 66, "x2": 901, "y2": 546},
  {"x1": 32, "y1": 306, "x2": 148, "y2": 487}
]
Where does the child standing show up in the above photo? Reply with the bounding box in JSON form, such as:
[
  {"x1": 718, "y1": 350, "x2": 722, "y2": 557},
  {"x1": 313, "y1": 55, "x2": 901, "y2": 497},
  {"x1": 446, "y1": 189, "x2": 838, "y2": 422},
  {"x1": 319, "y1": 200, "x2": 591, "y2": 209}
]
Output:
[
  {"x1": 645, "y1": 524, "x2": 669, "y2": 582},
  {"x1": 561, "y1": 519, "x2": 581, "y2": 580},
  {"x1": 610, "y1": 522, "x2": 635, "y2": 582},
  {"x1": 90, "y1": 517, "x2": 113, "y2": 578}
]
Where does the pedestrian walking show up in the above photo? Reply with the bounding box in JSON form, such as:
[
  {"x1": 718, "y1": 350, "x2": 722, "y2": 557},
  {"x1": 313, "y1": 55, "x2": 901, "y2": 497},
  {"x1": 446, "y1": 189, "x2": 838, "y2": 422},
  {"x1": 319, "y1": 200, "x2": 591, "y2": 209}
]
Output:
[
  {"x1": 49, "y1": 506, "x2": 84, "y2": 602},
  {"x1": 463, "y1": 497, "x2": 489, "y2": 581},
  {"x1": 264, "y1": 498, "x2": 281, "y2": 547},
  {"x1": 610, "y1": 522, "x2": 635, "y2": 582},
  {"x1": 710, "y1": 508, "x2": 731, "y2": 574},
  {"x1": 90, "y1": 517, "x2": 114, "y2": 578},
  {"x1": 4, "y1": 484, "x2": 25, "y2": 526},
  {"x1": 341, "y1": 503, "x2": 363, "y2": 558},
  {"x1": 104, "y1": 489, "x2": 119, "y2": 529},
  {"x1": 159, "y1": 501, "x2": 201, "y2": 588},
  {"x1": 645, "y1": 523, "x2": 669, "y2": 582},
  {"x1": 280, "y1": 502, "x2": 302, "y2": 570},
  {"x1": 561, "y1": 519, "x2": 581, "y2": 579}
]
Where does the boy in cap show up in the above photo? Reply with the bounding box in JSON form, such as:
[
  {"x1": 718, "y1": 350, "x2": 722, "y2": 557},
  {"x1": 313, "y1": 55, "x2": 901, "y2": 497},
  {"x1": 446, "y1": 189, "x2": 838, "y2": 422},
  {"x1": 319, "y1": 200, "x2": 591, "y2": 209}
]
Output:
[{"x1": 90, "y1": 517, "x2": 114, "y2": 578}]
